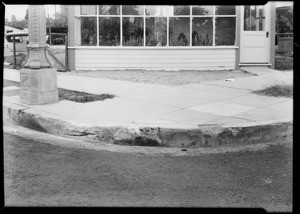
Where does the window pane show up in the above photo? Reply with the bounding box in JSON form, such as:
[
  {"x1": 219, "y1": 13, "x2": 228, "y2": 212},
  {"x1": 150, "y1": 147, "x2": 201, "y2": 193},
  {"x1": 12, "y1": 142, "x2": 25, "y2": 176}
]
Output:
[
  {"x1": 81, "y1": 5, "x2": 96, "y2": 15},
  {"x1": 169, "y1": 17, "x2": 190, "y2": 46},
  {"x1": 192, "y1": 17, "x2": 213, "y2": 46},
  {"x1": 192, "y1": 6, "x2": 214, "y2": 15},
  {"x1": 244, "y1": 5, "x2": 257, "y2": 31},
  {"x1": 122, "y1": 17, "x2": 144, "y2": 46},
  {"x1": 173, "y1": 5, "x2": 190, "y2": 15},
  {"x1": 244, "y1": 5, "x2": 265, "y2": 31},
  {"x1": 215, "y1": 17, "x2": 236, "y2": 45},
  {"x1": 99, "y1": 5, "x2": 120, "y2": 15},
  {"x1": 122, "y1": 5, "x2": 144, "y2": 15},
  {"x1": 146, "y1": 17, "x2": 167, "y2": 46},
  {"x1": 215, "y1": 5, "x2": 236, "y2": 15},
  {"x1": 145, "y1": 5, "x2": 172, "y2": 16},
  {"x1": 81, "y1": 17, "x2": 97, "y2": 46},
  {"x1": 258, "y1": 6, "x2": 265, "y2": 31},
  {"x1": 99, "y1": 17, "x2": 120, "y2": 46}
]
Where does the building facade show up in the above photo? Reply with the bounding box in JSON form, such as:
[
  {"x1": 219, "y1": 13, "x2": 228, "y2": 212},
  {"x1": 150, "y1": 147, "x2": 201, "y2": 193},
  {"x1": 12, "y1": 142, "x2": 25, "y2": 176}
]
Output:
[{"x1": 67, "y1": 3, "x2": 276, "y2": 71}]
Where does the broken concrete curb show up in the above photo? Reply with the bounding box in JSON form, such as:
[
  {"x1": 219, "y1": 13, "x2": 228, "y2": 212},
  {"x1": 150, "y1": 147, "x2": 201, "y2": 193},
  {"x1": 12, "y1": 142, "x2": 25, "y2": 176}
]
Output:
[{"x1": 3, "y1": 103, "x2": 293, "y2": 148}]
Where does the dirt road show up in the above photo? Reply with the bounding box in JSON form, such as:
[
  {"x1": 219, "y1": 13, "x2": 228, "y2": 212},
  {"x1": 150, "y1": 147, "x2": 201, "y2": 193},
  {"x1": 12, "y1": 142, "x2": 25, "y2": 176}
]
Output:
[{"x1": 4, "y1": 127, "x2": 292, "y2": 211}]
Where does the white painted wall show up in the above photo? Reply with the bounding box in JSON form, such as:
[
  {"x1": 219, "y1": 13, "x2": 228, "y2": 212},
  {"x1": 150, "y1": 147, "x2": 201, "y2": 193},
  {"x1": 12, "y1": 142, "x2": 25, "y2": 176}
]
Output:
[{"x1": 73, "y1": 47, "x2": 237, "y2": 71}]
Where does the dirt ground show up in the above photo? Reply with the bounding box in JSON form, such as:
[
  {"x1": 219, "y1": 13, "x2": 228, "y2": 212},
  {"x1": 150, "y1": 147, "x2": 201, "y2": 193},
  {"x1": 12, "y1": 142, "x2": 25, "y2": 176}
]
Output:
[
  {"x1": 4, "y1": 129, "x2": 292, "y2": 210},
  {"x1": 69, "y1": 69, "x2": 255, "y2": 86}
]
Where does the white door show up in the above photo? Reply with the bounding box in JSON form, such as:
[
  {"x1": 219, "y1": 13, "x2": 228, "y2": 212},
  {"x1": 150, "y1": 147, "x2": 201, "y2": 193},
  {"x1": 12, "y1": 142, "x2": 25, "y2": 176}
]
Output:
[{"x1": 240, "y1": 5, "x2": 270, "y2": 63}]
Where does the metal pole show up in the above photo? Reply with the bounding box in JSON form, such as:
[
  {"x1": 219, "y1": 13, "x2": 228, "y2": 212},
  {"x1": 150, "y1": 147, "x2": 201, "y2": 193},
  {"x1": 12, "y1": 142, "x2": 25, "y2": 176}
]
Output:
[
  {"x1": 49, "y1": 27, "x2": 52, "y2": 45},
  {"x1": 13, "y1": 35, "x2": 16, "y2": 69},
  {"x1": 65, "y1": 33, "x2": 68, "y2": 71}
]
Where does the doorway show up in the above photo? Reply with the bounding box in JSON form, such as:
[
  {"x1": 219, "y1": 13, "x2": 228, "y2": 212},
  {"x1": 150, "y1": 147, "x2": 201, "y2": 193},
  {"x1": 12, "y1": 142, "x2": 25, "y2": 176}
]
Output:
[{"x1": 240, "y1": 5, "x2": 270, "y2": 64}]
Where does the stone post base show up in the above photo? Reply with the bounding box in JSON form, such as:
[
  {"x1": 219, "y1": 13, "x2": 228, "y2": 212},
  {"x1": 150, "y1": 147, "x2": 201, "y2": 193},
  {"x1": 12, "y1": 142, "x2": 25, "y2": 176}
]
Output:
[{"x1": 20, "y1": 68, "x2": 58, "y2": 105}]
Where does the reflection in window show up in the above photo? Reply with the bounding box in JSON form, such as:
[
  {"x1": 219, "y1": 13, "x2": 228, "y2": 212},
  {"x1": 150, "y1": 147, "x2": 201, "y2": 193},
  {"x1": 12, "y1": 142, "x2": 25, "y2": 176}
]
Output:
[
  {"x1": 123, "y1": 17, "x2": 144, "y2": 46},
  {"x1": 146, "y1": 17, "x2": 167, "y2": 46},
  {"x1": 215, "y1": 17, "x2": 235, "y2": 45},
  {"x1": 169, "y1": 17, "x2": 190, "y2": 46},
  {"x1": 192, "y1": 18, "x2": 213, "y2": 46},
  {"x1": 145, "y1": 6, "x2": 172, "y2": 16},
  {"x1": 244, "y1": 5, "x2": 265, "y2": 31},
  {"x1": 122, "y1": 5, "x2": 144, "y2": 15},
  {"x1": 99, "y1": 5, "x2": 120, "y2": 15},
  {"x1": 81, "y1": 17, "x2": 97, "y2": 46},
  {"x1": 215, "y1": 5, "x2": 236, "y2": 15},
  {"x1": 258, "y1": 6, "x2": 264, "y2": 31},
  {"x1": 99, "y1": 17, "x2": 120, "y2": 46},
  {"x1": 81, "y1": 5, "x2": 96, "y2": 15},
  {"x1": 192, "y1": 6, "x2": 214, "y2": 15},
  {"x1": 173, "y1": 5, "x2": 190, "y2": 15},
  {"x1": 77, "y1": 5, "x2": 237, "y2": 47}
]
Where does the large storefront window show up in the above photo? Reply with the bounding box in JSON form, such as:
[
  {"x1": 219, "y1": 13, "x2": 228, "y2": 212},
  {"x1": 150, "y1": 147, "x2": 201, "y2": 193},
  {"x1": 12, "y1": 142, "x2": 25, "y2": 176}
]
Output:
[{"x1": 77, "y1": 5, "x2": 236, "y2": 47}]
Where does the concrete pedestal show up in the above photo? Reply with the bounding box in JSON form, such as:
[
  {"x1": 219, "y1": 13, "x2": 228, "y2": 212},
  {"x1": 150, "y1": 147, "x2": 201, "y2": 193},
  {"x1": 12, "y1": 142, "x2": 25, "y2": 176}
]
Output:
[{"x1": 20, "y1": 68, "x2": 58, "y2": 105}]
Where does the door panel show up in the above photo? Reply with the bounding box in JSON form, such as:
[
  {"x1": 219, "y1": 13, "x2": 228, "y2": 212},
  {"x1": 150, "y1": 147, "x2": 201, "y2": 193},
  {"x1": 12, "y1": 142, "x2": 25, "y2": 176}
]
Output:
[{"x1": 240, "y1": 5, "x2": 270, "y2": 63}]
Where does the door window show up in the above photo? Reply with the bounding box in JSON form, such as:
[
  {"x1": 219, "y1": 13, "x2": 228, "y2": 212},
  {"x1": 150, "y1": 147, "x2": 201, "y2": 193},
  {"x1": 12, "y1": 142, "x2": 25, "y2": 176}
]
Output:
[{"x1": 244, "y1": 5, "x2": 265, "y2": 31}]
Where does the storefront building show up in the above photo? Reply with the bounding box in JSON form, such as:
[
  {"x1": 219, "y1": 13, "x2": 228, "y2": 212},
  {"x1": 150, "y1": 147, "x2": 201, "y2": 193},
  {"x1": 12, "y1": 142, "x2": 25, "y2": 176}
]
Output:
[{"x1": 67, "y1": 3, "x2": 275, "y2": 71}]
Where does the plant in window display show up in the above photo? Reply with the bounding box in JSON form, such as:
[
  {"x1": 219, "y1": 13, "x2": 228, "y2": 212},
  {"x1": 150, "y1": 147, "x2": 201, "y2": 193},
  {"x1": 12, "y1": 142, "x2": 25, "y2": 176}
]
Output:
[
  {"x1": 122, "y1": 18, "x2": 144, "y2": 46},
  {"x1": 81, "y1": 17, "x2": 97, "y2": 46},
  {"x1": 82, "y1": 28, "x2": 96, "y2": 46},
  {"x1": 169, "y1": 32, "x2": 189, "y2": 46},
  {"x1": 99, "y1": 18, "x2": 120, "y2": 46},
  {"x1": 192, "y1": 31, "x2": 212, "y2": 46}
]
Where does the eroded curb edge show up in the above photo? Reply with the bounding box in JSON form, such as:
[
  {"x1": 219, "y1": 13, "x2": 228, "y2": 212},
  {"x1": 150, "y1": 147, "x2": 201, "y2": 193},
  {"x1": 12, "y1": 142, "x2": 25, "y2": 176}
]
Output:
[{"x1": 3, "y1": 103, "x2": 293, "y2": 148}]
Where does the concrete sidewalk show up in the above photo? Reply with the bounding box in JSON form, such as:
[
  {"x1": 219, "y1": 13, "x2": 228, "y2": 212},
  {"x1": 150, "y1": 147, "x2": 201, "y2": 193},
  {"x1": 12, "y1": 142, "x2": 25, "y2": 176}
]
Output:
[{"x1": 3, "y1": 67, "x2": 293, "y2": 147}]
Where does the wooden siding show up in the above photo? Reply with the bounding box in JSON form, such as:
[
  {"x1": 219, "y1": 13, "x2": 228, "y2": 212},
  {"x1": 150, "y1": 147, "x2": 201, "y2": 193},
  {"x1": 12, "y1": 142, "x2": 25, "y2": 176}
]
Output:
[{"x1": 74, "y1": 48, "x2": 237, "y2": 71}]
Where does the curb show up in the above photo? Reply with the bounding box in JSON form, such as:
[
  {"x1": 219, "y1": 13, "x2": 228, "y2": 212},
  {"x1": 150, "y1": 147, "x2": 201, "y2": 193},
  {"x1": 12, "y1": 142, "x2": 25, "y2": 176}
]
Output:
[{"x1": 3, "y1": 103, "x2": 293, "y2": 148}]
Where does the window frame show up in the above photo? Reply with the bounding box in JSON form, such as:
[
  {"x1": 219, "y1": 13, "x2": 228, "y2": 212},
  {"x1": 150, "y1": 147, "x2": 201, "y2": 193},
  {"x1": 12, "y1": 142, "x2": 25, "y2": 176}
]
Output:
[{"x1": 75, "y1": 5, "x2": 237, "y2": 48}]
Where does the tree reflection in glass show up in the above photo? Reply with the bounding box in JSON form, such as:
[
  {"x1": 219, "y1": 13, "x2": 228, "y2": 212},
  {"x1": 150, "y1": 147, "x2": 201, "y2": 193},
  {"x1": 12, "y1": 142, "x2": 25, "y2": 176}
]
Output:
[
  {"x1": 99, "y1": 5, "x2": 120, "y2": 15},
  {"x1": 146, "y1": 17, "x2": 167, "y2": 46},
  {"x1": 122, "y1": 5, "x2": 144, "y2": 15},
  {"x1": 215, "y1": 5, "x2": 236, "y2": 15},
  {"x1": 173, "y1": 5, "x2": 190, "y2": 15},
  {"x1": 192, "y1": 6, "x2": 214, "y2": 15},
  {"x1": 122, "y1": 17, "x2": 144, "y2": 46}
]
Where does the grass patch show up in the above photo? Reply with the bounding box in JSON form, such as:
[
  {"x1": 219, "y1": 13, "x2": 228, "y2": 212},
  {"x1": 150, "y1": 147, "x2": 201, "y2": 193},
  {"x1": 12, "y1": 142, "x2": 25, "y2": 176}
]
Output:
[
  {"x1": 275, "y1": 53, "x2": 293, "y2": 71},
  {"x1": 57, "y1": 88, "x2": 115, "y2": 103},
  {"x1": 253, "y1": 83, "x2": 293, "y2": 98},
  {"x1": 3, "y1": 80, "x2": 115, "y2": 103}
]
